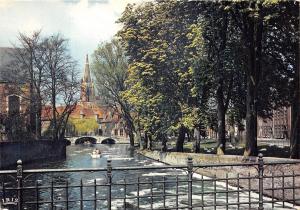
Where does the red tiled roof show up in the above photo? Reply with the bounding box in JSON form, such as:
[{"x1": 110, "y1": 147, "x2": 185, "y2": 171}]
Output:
[{"x1": 42, "y1": 102, "x2": 107, "y2": 120}]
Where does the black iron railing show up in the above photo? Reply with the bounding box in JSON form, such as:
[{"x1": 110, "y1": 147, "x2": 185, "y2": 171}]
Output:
[{"x1": 0, "y1": 154, "x2": 300, "y2": 209}]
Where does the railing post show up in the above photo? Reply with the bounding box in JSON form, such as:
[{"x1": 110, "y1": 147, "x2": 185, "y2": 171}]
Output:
[
  {"x1": 107, "y1": 159, "x2": 112, "y2": 210},
  {"x1": 16, "y1": 160, "x2": 23, "y2": 210},
  {"x1": 258, "y1": 153, "x2": 264, "y2": 210},
  {"x1": 187, "y1": 157, "x2": 193, "y2": 210}
]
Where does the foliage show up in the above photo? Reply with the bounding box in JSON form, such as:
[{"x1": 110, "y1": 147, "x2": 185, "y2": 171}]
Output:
[
  {"x1": 68, "y1": 118, "x2": 99, "y2": 135},
  {"x1": 118, "y1": 1, "x2": 205, "y2": 150},
  {"x1": 117, "y1": 1, "x2": 299, "y2": 156},
  {"x1": 91, "y1": 39, "x2": 135, "y2": 146}
]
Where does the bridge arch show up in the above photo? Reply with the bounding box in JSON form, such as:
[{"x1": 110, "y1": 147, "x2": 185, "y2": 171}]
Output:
[
  {"x1": 74, "y1": 136, "x2": 97, "y2": 145},
  {"x1": 101, "y1": 138, "x2": 116, "y2": 144}
]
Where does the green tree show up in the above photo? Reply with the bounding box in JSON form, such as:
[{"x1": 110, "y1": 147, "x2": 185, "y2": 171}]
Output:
[
  {"x1": 187, "y1": 2, "x2": 246, "y2": 154},
  {"x1": 229, "y1": 1, "x2": 298, "y2": 156},
  {"x1": 92, "y1": 39, "x2": 135, "y2": 147},
  {"x1": 289, "y1": 2, "x2": 300, "y2": 159},
  {"x1": 69, "y1": 118, "x2": 99, "y2": 135},
  {"x1": 119, "y1": 1, "x2": 204, "y2": 151},
  {"x1": 118, "y1": 0, "x2": 298, "y2": 157}
]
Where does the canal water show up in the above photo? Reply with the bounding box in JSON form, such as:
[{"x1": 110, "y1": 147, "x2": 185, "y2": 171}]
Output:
[
  {"x1": 22, "y1": 144, "x2": 192, "y2": 210},
  {"x1": 1, "y1": 144, "x2": 294, "y2": 209}
]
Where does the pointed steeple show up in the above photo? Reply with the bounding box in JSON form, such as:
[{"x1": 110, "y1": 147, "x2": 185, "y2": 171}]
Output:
[
  {"x1": 83, "y1": 54, "x2": 91, "y2": 83},
  {"x1": 80, "y1": 54, "x2": 95, "y2": 102}
]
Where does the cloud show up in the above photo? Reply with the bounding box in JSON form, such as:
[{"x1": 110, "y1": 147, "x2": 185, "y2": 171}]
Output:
[
  {"x1": 0, "y1": 0, "x2": 145, "y2": 69},
  {"x1": 0, "y1": 0, "x2": 13, "y2": 9}
]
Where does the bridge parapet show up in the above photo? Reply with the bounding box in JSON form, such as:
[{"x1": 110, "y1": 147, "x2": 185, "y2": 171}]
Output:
[{"x1": 65, "y1": 136, "x2": 129, "y2": 144}]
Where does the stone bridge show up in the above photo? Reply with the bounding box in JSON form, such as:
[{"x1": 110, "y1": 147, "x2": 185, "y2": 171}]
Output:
[{"x1": 65, "y1": 136, "x2": 129, "y2": 145}]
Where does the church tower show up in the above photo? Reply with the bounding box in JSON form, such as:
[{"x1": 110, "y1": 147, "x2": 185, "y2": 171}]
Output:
[{"x1": 80, "y1": 54, "x2": 95, "y2": 102}]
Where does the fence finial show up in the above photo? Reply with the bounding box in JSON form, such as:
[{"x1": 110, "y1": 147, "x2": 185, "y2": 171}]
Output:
[
  {"x1": 16, "y1": 159, "x2": 23, "y2": 210},
  {"x1": 107, "y1": 159, "x2": 112, "y2": 174},
  {"x1": 258, "y1": 153, "x2": 264, "y2": 210},
  {"x1": 106, "y1": 159, "x2": 112, "y2": 210},
  {"x1": 16, "y1": 160, "x2": 23, "y2": 179},
  {"x1": 187, "y1": 157, "x2": 193, "y2": 168},
  {"x1": 187, "y1": 157, "x2": 193, "y2": 210}
]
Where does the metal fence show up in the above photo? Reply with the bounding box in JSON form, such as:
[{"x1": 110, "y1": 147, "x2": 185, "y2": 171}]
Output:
[{"x1": 0, "y1": 154, "x2": 300, "y2": 210}]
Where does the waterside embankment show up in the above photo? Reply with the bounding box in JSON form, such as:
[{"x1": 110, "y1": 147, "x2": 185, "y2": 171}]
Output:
[
  {"x1": 137, "y1": 149, "x2": 300, "y2": 165},
  {"x1": 0, "y1": 140, "x2": 66, "y2": 169},
  {"x1": 137, "y1": 150, "x2": 300, "y2": 207}
]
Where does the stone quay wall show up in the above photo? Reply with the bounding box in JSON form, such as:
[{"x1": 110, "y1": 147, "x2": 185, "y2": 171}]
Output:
[
  {"x1": 0, "y1": 140, "x2": 66, "y2": 169},
  {"x1": 137, "y1": 150, "x2": 299, "y2": 165},
  {"x1": 137, "y1": 150, "x2": 245, "y2": 165},
  {"x1": 137, "y1": 150, "x2": 300, "y2": 208}
]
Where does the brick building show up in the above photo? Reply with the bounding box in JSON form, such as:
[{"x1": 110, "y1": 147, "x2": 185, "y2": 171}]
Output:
[
  {"x1": 257, "y1": 107, "x2": 291, "y2": 139},
  {"x1": 0, "y1": 47, "x2": 30, "y2": 141},
  {"x1": 206, "y1": 106, "x2": 291, "y2": 142}
]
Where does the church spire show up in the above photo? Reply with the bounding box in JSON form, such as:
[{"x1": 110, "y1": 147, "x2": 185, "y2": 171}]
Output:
[
  {"x1": 80, "y1": 54, "x2": 95, "y2": 102},
  {"x1": 83, "y1": 54, "x2": 91, "y2": 83}
]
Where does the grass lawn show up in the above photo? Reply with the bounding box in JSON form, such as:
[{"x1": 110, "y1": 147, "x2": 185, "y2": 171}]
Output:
[{"x1": 166, "y1": 139, "x2": 291, "y2": 158}]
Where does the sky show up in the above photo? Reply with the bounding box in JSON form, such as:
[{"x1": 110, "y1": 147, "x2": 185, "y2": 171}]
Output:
[{"x1": 0, "y1": 0, "x2": 144, "y2": 71}]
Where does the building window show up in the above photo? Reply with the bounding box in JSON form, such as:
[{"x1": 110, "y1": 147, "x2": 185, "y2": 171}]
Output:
[
  {"x1": 120, "y1": 129, "x2": 123, "y2": 136},
  {"x1": 114, "y1": 129, "x2": 118, "y2": 136},
  {"x1": 8, "y1": 95, "x2": 20, "y2": 116}
]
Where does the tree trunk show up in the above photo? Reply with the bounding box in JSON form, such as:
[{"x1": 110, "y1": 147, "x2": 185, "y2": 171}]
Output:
[
  {"x1": 290, "y1": 23, "x2": 300, "y2": 158},
  {"x1": 129, "y1": 130, "x2": 135, "y2": 147},
  {"x1": 142, "y1": 132, "x2": 148, "y2": 150},
  {"x1": 29, "y1": 52, "x2": 36, "y2": 138},
  {"x1": 244, "y1": 81, "x2": 258, "y2": 156},
  {"x1": 29, "y1": 90, "x2": 36, "y2": 138},
  {"x1": 176, "y1": 125, "x2": 185, "y2": 152},
  {"x1": 125, "y1": 117, "x2": 135, "y2": 147},
  {"x1": 35, "y1": 99, "x2": 42, "y2": 140},
  {"x1": 51, "y1": 68, "x2": 57, "y2": 141},
  {"x1": 244, "y1": 39, "x2": 258, "y2": 156},
  {"x1": 187, "y1": 130, "x2": 191, "y2": 142},
  {"x1": 244, "y1": 5, "x2": 263, "y2": 157},
  {"x1": 121, "y1": 105, "x2": 135, "y2": 147},
  {"x1": 137, "y1": 131, "x2": 143, "y2": 150},
  {"x1": 215, "y1": 11, "x2": 228, "y2": 155},
  {"x1": 135, "y1": 118, "x2": 143, "y2": 150},
  {"x1": 161, "y1": 134, "x2": 167, "y2": 152},
  {"x1": 147, "y1": 134, "x2": 153, "y2": 150},
  {"x1": 58, "y1": 112, "x2": 72, "y2": 141},
  {"x1": 193, "y1": 127, "x2": 201, "y2": 153},
  {"x1": 216, "y1": 81, "x2": 226, "y2": 155},
  {"x1": 52, "y1": 102, "x2": 57, "y2": 140},
  {"x1": 290, "y1": 106, "x2": 300, "y2": 158}
]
